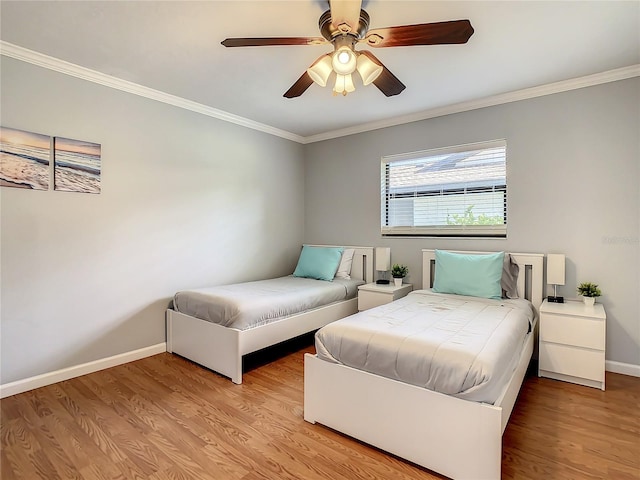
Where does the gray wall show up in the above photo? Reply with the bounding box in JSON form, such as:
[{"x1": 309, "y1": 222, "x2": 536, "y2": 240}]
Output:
[
  {"x1": 304, "y1": 78, "x2": 640, "y2": 367},
  {"x1": 2, "y1": 55, "x2": 637, "y2": 385},
  {"x1": 1, "y1": 58, "x2": 305, "y2": 384}
]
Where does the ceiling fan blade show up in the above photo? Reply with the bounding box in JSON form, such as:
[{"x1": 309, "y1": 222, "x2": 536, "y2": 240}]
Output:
[
  {"x1": 359, "y1": 51, "x2": 406, "y2": 97},
  {"x1": 329, "y1": 0, "x2": 363, "y2": 34},
  {"x1": 284, "y1": 54, "x2": 333, "y2": 98},
  {"x1": 221, "y1": 37, "x2": 327, "y2": 47},
  {"x1": 363, "y1": 19, "x2": 474, "y2": 48},
  {"x1": 283, "y1": 72, "x2": 314, "y2": 98}
]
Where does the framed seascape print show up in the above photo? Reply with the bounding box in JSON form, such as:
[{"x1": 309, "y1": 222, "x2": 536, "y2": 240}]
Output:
[
  {"x1": 54, "y1": 136, "x2": 101, "y2": 194},
  {"x1": 0, "y1": 126, "x2": 51, "y2": 190}
]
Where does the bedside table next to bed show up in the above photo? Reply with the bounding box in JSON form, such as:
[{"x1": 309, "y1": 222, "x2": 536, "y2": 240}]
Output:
[
  {"x1": 538, "y1": 299, "x2": 606, "y2": 390},
  {"x1": 357, "y1": 283, "x2": 413, "y2": 311}
]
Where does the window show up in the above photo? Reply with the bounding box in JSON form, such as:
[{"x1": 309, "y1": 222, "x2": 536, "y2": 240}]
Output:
[{"x1": 381, "y1": 140, "x2": 507, "y2": 237}]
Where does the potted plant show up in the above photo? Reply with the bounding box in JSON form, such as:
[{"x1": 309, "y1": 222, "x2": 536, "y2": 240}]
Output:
[
  {"x1": 391, "y1": 264, "x2": 408, "y2": 287},
  {"x1": 577, "y1": 282, "x2": 601, "y2": 306}
]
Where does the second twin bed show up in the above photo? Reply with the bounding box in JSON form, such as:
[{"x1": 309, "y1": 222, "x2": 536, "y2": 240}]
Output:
[{"x1": 305, "y1": 249, "x2": 543, "y2": 480}]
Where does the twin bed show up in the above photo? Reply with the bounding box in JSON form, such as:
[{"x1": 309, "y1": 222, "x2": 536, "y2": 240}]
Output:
[
  {"x1": 166, "y1": 245, "x2": 374, "y2": 384},
  {"x1": 167, "y1": 246, "x2": 544, "y2": 480},
  {"x1": 306, "y1": 249, "x2": 543, "y2": 480}
]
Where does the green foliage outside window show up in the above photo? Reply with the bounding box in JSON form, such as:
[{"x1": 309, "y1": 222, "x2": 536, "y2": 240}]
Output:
[{"x1": 446, "y1": 205, "x2": 503, "y2": 226}]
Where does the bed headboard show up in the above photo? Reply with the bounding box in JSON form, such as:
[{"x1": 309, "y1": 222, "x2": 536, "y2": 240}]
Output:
[
  {"x1": 421, "y1": 249, "x2": 544, "y2": 308},
  {"x1": 306, "y1": 245, "x2": 374, "y2": 284}
]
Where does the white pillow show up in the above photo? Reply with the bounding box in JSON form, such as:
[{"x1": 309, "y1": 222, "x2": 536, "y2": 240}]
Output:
[{"x1": 334, "y1": 248, "x2": 355, "y2": 279}]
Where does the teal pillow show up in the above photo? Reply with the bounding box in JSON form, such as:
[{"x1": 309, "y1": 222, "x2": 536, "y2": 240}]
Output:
[
  {"x1": 293, "y1": 246, "x2": 344, "y2": 281},
  {"x1": 433, "y1": 250, "x2": 505, "y2": 300}
]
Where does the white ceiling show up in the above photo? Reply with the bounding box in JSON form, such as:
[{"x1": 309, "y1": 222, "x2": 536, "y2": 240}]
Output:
[{"x1": 1, "y1": 1, "x2": 639, "y2": 140}]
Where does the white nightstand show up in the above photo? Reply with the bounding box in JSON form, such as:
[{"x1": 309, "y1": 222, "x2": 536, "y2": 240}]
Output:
[
  {"x1": 538, "y1": 299, "x2": 606, "y2": 390},
  {"x1": 357, "y1": 283, "x2": 413, "y2": 311}
]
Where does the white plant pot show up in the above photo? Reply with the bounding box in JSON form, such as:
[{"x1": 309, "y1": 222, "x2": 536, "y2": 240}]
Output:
[
  {"x1": 583, "y1": 296, "x2": 596, "y2": 306},
  {"x1": 394, "y1": 277, "x2": 403, "y2": 287}
]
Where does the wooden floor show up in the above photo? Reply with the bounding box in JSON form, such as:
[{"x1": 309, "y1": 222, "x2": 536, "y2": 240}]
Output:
[{"x1": 2, "y1": 338, "x2": 639, "y2": 480}]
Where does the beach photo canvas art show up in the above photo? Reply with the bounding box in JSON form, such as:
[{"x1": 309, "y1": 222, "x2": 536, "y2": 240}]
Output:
[
  {"x1": 54, "y1": 137, "x2": 101, "y2": 194},
  {"x1": 0, "y1": 126, "x2": 51, "y2": 190}
]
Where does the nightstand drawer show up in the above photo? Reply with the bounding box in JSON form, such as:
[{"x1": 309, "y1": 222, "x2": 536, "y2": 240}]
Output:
[
  {"x1": 540, "y1": 313, "x2": 605, "y2": 350},
  {"x1": 539, "y1": 343, "x2": 605, "y2": 382}
]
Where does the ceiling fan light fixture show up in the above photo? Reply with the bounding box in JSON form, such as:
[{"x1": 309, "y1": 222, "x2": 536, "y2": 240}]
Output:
[
  {"x1": 356, "y1": 53, "x2": 383, "y2": 86},
  {"x1": 333, "y1": 73, "x2": 355, "y2": 96},
  {"x1": 337, "y1": 50, "x2": 351, "y2": 64},
  {"x1": 332, "y1": 46, "x2": 357, "y2": 75},
  {"x1": 307, "y1": 55, "x2": 333, "y2": 87}
]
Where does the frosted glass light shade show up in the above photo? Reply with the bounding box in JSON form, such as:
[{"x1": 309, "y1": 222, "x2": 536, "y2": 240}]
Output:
[
  {"x1": 332, "y1": 47, "x2": 357, "y2": 75},
  {"x1": 307, "y1": 55, "x2": 333, "y2": 87},
  {"x1": 357, "y1": 54, "x2": 383, "y2": 85},
  {"x1": 375, "y1": 247, "x2": 391, "y2": 271},
  {"x1": 547, "y1": 254, "x2": 566, "y2": 286},
  {"x1": 333, "y1": 74, "x2": 355, "y2": 95}
]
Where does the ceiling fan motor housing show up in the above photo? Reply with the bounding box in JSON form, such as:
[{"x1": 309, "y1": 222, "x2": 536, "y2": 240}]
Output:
[{"x1": 319, "y1": 9, "x2": 370, "y2": 42}]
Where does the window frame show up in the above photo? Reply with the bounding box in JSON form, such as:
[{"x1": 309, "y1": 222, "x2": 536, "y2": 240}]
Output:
[{"x1": 381, "y1": 140, "x2": 507, "y2": 238}]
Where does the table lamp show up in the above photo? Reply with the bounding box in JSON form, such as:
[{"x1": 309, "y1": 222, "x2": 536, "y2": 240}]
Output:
[
  {"x1": 375, "y1": 247, "x2": 391, "y2": 285},
  {"x1": 547, "y1": 253, "x2": 565, "y2": 303}
]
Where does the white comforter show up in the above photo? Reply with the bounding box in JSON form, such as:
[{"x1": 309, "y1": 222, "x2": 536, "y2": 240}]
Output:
[
  {"x1": 315, "y1": 290, "x2": 536, "y2": 404},
  {"x1": 173, "y1": 276, "x2": 362, "y2": 331}
]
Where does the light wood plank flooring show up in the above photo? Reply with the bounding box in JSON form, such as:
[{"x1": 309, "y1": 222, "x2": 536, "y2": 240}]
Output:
[{"x1": 2, "y1": 337, "x2": 639, "y2": 479}]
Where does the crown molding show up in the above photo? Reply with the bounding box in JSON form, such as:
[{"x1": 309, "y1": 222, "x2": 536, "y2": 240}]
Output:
[
  {"x1": 2, "y1": 41, "x2": 637, "y2": 145},
  {"x1": 304, "y1": 64, "x2": 640, "y2": 144},
  {"x1": 0, "y1": 41, "x2": 305, "y2": 144}
]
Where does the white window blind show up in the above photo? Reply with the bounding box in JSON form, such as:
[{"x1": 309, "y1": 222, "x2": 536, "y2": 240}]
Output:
[{"x1": 381, "y1": 140, "x2": 507, "y2": 237}]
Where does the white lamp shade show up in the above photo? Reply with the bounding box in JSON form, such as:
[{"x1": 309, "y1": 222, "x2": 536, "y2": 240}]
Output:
[
  {"x1": 333, "y1": 73, "x2": 355, "y2": 95},
  {"x1": 375, "y1": 247, "x2": 391, "y2": 271},
  {"x1": 357, "y1": 54, "x2": 383, "y2": 85},
  {"x1": 332, "y1": 47, "x2": 357, "y2": 75},
  {"x1": 307, "y1": 55, "x2": 333, "y2": 87},
  {"x1": 547, "y1": 254, "x2": 566, "y2": 285}
]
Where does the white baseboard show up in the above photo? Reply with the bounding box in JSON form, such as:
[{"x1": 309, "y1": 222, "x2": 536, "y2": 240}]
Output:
[
  {"x1": 1, "y1": 343, "x2": 634, "y2": 399},
  {"x1": 0, "y1": 343, "x2": 166, "y2": 399},
  {"x1": 606, "y1": 360, "x2": 640, "y2": 378}
]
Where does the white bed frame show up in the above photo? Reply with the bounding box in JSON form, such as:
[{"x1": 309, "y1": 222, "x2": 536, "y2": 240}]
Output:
[
  {"x1": 166, "y1": 245, "x2": 373, "y2": 384},
  {"x1": 304, "y1": 249, "x2": 544, "y2": 480}
]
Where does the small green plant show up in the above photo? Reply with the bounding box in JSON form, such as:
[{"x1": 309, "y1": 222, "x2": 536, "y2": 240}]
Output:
[
  {"x1": 577, "y1": 282, "x2": 602, "y2": 298},
  {"x1": 391, "y1": 264, "x2": 408, "y2": 278}
]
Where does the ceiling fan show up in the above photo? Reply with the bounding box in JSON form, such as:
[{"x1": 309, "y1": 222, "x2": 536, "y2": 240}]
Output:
[{"x1": 221, "y1": 0, "x2": 474, "y2": 98}]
